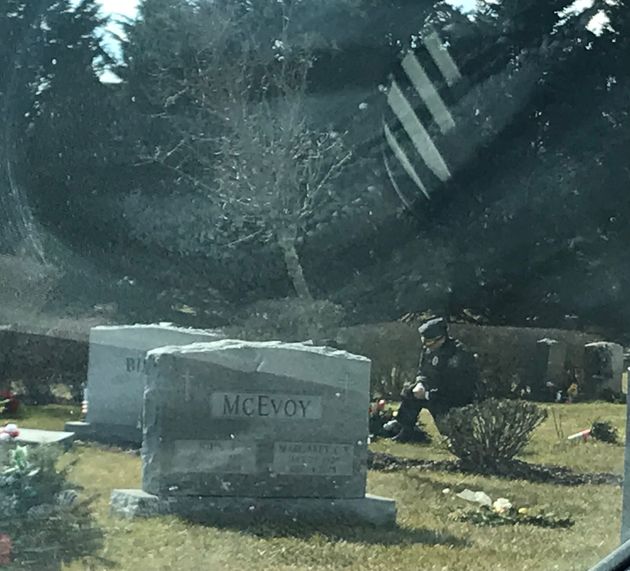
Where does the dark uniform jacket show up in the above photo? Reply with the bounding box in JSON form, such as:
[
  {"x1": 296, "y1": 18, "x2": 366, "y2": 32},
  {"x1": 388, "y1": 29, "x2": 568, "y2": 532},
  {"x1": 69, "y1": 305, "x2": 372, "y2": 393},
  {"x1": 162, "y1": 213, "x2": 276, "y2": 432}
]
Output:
[{"x1": 401, "y1": 337, "x2": 479, "y2": 415}]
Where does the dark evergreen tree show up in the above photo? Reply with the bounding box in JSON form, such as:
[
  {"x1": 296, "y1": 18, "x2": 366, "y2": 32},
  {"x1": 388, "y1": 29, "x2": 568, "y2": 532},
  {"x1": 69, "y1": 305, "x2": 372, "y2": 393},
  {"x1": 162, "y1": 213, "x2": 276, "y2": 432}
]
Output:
[
  {"x1": 25, "y1": 0, "x2": 124, "y2": 246},
  {"x1": 329, "y1": 0, "x2": 630, "y2": 336},
  {"x1": 0, "y1": 0, "x2": 50, "y2": 259}
]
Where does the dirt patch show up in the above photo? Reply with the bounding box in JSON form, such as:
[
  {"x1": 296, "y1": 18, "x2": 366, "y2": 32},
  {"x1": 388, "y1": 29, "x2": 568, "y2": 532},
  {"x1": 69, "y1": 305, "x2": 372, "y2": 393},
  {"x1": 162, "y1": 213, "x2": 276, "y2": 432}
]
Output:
[{"x1": 368, "y1": 451, "x2": 457, "y2": 472}]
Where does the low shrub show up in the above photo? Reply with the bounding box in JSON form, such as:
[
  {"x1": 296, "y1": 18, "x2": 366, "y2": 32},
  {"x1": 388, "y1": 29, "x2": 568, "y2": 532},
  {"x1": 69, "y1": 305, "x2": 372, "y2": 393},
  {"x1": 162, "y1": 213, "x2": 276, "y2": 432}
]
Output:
[
  {"x1": 440, "y1": 398, "x2": 548, "y2": 471},
  {"x1": 0, "y1": 330, "x2": 88, "y2": 405},
  {"x1": 591, "y1": 419, "x2": 619, "y2": 444}
]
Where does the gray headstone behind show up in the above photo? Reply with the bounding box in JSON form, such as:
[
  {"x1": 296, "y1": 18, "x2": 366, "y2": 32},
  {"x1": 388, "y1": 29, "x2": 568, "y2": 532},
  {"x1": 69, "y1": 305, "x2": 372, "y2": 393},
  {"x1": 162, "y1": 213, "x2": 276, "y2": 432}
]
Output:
[
  {"x1": 528, "y1": 338, "x2": 566, "y2": 399},
  {"x1": 68, "y1": 324, "x2": 224, "y2": 444},
  {"x1": 584, "y1": 342, "x2": 624, "y2": 397}
]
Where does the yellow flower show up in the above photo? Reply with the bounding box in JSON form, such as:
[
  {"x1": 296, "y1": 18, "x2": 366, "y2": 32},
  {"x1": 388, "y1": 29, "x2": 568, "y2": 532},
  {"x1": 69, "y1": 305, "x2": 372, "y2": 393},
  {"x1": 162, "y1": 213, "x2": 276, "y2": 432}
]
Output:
[{"x1": 518, "y1": 507, "x2": 528, "y2": 515}]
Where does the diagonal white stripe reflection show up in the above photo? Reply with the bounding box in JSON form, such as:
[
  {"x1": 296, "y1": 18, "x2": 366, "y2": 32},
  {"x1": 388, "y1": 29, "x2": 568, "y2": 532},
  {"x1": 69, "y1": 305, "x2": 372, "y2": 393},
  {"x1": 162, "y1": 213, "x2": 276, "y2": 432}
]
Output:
[
  {"x1": 387, "y1": 80, "x2": 451, "y2": 182},
  {"x1": 402, "y1": 51, "x2": 455, "y2": 134},
  {"x1": 424, "y1": 31, "x2": 462, "y2": 87},
  {"x1": 383, "y1": 122, "x2": 430, "y2": 200},
  {"x1": 383, "y1": 152, "x2": 415, "y2": 210}
]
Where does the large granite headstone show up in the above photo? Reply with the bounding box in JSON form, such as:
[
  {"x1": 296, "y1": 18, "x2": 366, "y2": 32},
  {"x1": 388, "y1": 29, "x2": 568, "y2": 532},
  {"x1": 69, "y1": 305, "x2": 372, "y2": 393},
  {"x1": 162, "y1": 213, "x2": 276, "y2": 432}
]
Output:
[
  {"x1": 110, "y1": 340, "x2": 396, "y2": 526},
  {"x1": 583, "y1": 342, "x2": 624, "y2": 398},
  {"x1": 65, "y1": 324, "x2": 223, "y2": 444}
]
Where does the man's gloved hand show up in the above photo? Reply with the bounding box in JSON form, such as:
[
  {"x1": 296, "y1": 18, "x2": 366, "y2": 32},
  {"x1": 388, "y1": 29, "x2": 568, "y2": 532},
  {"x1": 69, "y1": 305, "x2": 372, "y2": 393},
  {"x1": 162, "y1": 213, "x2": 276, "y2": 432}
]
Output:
[
  {"x1": 413, "y1": 381, "x2": 427, "y2": 400},
  {"x1": 383, "y1": 419, "x2": 401, "y2": 433}
]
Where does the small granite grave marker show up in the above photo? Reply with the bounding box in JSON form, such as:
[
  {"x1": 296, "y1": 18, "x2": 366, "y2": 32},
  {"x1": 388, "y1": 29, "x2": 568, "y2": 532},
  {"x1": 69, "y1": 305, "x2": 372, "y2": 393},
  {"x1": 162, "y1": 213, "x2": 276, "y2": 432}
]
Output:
[
  {"x1": 110, "y1": 340, "x2": 396, "y2": 525},
  {"x1": 65, "y1": 324, "x2": 223, "y2": 445},
  {"x1": 528, "y1": 338, "x2": 566, "y2": 399},
  {"x1": 16, "y1": 429, "x2": 76, "y2": 449},
  {"x1": 583, "y1": 342, "x2": 624, "y2": 398}
]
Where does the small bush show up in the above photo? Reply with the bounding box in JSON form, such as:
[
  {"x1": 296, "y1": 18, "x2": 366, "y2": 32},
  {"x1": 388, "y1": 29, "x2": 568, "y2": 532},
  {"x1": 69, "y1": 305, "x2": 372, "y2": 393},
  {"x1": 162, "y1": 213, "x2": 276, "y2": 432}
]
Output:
[
  {"x1": 440, "y1": 398, "x2": 548, "y2": 471},
  {"x1": 0, "y1": 445, "x2": 104, "y2": 569},
  {"x1": 591, "y1": 419, "x2": 619, "y2": 444},
  {"x1": 0, "y1": 330, "x2": 88, "y2": 405}
]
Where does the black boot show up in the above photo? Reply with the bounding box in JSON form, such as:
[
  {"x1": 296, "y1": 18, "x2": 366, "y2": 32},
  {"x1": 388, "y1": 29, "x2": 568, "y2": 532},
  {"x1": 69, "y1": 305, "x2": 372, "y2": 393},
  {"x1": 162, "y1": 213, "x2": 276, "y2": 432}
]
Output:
[
  {"x1": 412, "y1": 425, "x2": 432, "y2": 443},
  {"x1": 391, "y1": 426, "x2": 415, "y2": 442},
  {"x1": 391, "y1": 425, "x2": 432, "y2": 444}
]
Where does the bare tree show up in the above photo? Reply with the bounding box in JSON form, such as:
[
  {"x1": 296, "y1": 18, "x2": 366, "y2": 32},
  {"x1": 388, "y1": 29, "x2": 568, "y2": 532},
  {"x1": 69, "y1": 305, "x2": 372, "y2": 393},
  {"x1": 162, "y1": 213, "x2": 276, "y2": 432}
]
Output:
[{"x1": 131, "y1": 1, "x2": 352, "y2": 300}]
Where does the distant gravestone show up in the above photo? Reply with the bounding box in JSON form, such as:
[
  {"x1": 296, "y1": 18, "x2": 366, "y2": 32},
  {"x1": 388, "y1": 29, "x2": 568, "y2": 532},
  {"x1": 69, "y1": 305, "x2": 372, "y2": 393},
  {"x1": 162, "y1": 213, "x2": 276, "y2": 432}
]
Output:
[
  {"x1": 65, "y1": 324, "x2": 223, "y2": 445},
  {"x1": 583, "y1": 342, "x2": 624, "y2": 398},
  {"x1": 526, "y1": 338, "x2": 566, "y2": 399},
  {"x1": 110, "y1": 340, "x2": 396, "y2": 526}
]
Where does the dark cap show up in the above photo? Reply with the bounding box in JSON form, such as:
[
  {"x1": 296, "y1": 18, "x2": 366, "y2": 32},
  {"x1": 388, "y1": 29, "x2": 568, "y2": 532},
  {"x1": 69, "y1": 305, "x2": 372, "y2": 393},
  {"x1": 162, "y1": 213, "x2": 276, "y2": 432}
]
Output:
[{"x1": 418, "y1": 317, "x2": 447, "y2": 339}]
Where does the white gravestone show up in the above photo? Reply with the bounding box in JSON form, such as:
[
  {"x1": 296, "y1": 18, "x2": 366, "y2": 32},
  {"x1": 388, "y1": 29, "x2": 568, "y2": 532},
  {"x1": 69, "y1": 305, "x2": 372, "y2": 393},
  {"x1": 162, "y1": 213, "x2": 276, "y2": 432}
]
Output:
[{"x1": 65, "y1": 324, "x2": 223, "y2": 444}]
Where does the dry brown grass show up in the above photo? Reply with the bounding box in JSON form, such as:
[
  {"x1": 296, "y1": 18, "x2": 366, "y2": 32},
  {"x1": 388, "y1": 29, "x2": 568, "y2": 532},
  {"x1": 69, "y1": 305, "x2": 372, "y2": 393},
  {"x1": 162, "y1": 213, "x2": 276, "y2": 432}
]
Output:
[{"x1": 13, "y1": 402, "x2": 625, "y2": 571}]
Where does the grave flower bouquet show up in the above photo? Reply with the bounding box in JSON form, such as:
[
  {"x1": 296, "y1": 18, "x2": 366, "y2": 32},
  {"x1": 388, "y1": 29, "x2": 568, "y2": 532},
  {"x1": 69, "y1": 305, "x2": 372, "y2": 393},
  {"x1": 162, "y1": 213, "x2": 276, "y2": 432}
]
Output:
[
  {"x1": 447, "y1": 489, "x2": 574, "y2": 529},
  {"x1": 451, "y1": 504, "x2": 574, "y2": 528},
  {"x1": 368, "y1": 399, "x2": 395, "y2": 438},
  {"x1": 0, "y1": 423, "x2": 19, "y2": 442}
]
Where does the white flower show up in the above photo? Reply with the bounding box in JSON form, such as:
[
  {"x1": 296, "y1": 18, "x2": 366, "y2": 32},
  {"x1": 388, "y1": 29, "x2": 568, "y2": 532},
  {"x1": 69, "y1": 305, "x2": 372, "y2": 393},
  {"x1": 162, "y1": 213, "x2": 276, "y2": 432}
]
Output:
[
  {"x1": 492, "y1": 498, "x2": 513, "y2": 514},
  {"x1": 456, "y1": 489, "x2": 492, "y2": 507}
]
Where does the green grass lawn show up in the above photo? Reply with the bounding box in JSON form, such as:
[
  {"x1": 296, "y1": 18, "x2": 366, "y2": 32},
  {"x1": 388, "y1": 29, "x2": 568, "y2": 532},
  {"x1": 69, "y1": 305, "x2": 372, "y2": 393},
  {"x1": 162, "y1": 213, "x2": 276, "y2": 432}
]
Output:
[{"x1": 6, "y1": 402, "x2": 626, "y2": 571}]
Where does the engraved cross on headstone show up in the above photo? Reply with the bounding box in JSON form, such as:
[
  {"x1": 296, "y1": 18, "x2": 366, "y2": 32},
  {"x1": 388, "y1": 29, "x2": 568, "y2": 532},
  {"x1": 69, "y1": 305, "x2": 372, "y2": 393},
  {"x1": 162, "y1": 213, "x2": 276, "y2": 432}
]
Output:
[{"x1": 182, "y1": 371, "x2": 193, "y2": 402}]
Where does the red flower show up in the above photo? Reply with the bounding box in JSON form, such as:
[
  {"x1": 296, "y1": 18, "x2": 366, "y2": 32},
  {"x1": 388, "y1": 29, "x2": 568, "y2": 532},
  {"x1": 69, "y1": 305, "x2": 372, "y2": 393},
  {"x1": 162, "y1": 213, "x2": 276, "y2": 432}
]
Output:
[{"x1": 0, "y1": 534, "x2": 12, "y2": 565}]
